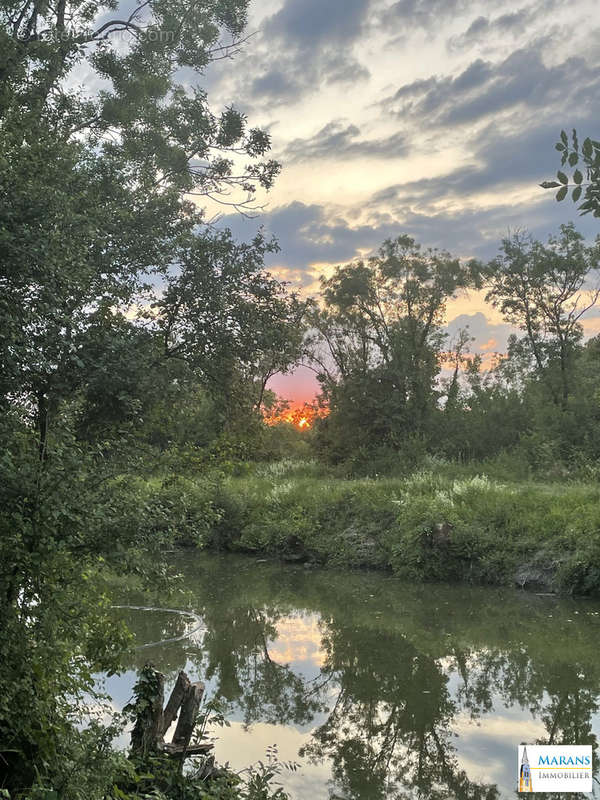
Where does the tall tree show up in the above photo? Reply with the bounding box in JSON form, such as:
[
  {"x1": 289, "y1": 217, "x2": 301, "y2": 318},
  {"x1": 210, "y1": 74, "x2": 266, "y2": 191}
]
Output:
[
  {"x1": 152, "y1": 228, "x2": 307, "y2": 418},
  {"x1": 0, "y1": 0, "x2": 301, "y2": 455},
  {"x1": 486, "y1": 224, "x2": 600, "y2": 410},
  {"x1": 308, "y1": 236, "x2": 477, "y2": 460},
  {"x1": 0, "y1": 0, "x2": 279, "y2": 206},
  {"x1": 0, "y1": 1, "x2": 306, "y2": 792}
]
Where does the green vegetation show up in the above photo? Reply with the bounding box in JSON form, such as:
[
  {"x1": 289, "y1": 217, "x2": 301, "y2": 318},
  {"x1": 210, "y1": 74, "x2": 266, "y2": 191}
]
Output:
[
  {"x1": 309, "y1": 225, "x2": 600, "y2": 469},
  {"x1": 1, "y1": 0, "x2": 600, "y2": 795},
  {"x1": 543, "y1": 129, "x2": 600, "y2": 216},
  {"x1": 0, "y1": 0, "x2": 299, "y2": 794},
  {"x1": 126, "y1": 460, "x2": 600, "y2": 595}
]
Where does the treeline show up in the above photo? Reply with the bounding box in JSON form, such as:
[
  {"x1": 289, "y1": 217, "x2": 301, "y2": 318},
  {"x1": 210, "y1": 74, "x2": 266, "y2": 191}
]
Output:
[{"x1": 308, "y1": 227, "x2": 600, "y2": 476}]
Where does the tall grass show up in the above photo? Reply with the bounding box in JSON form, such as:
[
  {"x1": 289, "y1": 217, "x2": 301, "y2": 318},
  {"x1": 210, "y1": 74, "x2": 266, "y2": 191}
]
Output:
[{"x1": 136, "y1": 460, "x2": 600, "y2": 595}]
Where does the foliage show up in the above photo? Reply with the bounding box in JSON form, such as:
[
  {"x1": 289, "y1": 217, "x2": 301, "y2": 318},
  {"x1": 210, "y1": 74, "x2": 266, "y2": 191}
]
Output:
[
  {"x1": 542, "y1": 129, "x2": 600, "y2": 216},
  {"x1": 485, "y1": 223, "x2": 600, "y2": 410},
  {"x1": 0, "y1": 0, "x2": 307, "y2": 796},
  {"x1": 308, "y1": 235, "x2": 479, "y2": 462},
  {"x1": 190, "y1": 460, "x2": 600, "y2": 595},
  {"x1": 114, "y1": 666, "x2": 292, "y2": 800},
  {"x1": 0, "y1": 0, "x2": 279, "y2": 208},
  {"x1": 150, "y1": 228, "x2": 306, "y2": 415},
  {"x1": 1, "y1": 0, "x2": 600, "y2": 788}
]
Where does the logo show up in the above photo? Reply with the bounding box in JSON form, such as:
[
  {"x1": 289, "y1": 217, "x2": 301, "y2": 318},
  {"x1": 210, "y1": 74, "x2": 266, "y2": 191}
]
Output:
[{"x1": 518, "y1": 745, "x2": 592, "y2": 793}]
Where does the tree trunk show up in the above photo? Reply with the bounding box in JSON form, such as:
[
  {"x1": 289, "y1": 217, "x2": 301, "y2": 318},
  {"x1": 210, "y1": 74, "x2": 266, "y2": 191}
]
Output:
[
  {"x1": 161, "y1": 670, "x2": 191, "y2": 735},
  {"x1": 36, "y1": 390, "x2": 48, "y2": 462},
  {"x1": 129, "y1": 667, "x2": 211, "y2": 762},
  {"x1": 172, "y1": 681, "x2": 205, "y2": 748}
]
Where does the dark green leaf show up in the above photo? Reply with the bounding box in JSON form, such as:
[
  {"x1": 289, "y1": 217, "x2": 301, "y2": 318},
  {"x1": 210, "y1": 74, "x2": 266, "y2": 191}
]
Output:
[{"x1": 556, "y1": 186, "x2": 568, "y2": 201}]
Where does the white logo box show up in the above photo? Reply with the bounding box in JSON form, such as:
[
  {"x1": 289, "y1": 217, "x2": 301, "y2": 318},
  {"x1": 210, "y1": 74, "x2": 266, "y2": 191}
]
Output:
[{"x1": 518, "y1": 744, "x2": 593, "y2": 793}]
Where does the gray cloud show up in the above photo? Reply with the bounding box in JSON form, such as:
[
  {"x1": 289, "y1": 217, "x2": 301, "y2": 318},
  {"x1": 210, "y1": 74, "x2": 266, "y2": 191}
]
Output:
[
  {"x1": 279, "y1": 119, "x2": 409, "y2": 163},
  {"x1": 381, "y1": 0, "x2": 475, "y2": 29},
  {"x1": 241, "y1": 0, "x2": 372, "y2": 106},
  {"x1": 368, "y1": 110, "x2": 600, "y2": 225},
  {"x1": 447, "y1": 8, "x2": 533, "y2": 50},
  {"x1": 382, "y1": 43, "x2": 600, "y2": 128},
  {"x1": 249, "y1": 51, "x2": 370, "y2": 105},
  {"x1": 264, "y1": 0, "x2": 372, "y2": 45},
  {"x1": 219, "y1": 201, "x2": 401, "y2": 277},
  {"x1": 447, "y1": 0, "x2": 569, "y2": 50}
]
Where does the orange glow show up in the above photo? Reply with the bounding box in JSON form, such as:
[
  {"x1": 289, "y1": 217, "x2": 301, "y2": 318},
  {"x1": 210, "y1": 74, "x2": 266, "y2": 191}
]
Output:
[{"x1": 263, "y1": 402, "x2": 328, "y2": 431}]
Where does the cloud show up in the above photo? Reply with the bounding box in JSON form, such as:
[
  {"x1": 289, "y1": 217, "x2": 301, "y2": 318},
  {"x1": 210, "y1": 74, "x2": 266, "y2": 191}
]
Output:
[
  {"x1": 446, "y1": 311, "x2": 514, "y2": 355},
  {"x1": 279, "y1": 119, "x2": 409, "y2": 163},
  {"x1": 238, "y1": 0, "x2": 373, "y2": 106},
  {"x1": 219, "y1": 201, "x2": 403, "y2": 278},
  {"x1": 365, "y1": 115, "x2": 600, "y2": 249},
  {"x1": 381, "y1": 0, "x2": 477, "y2": 29},
  {"x1": 447, "y1": 7, "x2": 534, "y2": 50},
  {"x1": 381, "y1": 44, "x2": 600, "y2": 129},
  {"x1": 249, "y1": 52, "x2": 370, "y2": 105},
  {"x1": 263, "y1": 0, "x2": 372, "y2": 45}
]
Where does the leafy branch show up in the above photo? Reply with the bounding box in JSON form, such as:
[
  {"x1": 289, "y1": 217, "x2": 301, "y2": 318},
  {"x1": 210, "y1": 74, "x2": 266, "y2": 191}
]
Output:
[{"x1": 541, "y1": 129, "x2": 600, "y2": 217}]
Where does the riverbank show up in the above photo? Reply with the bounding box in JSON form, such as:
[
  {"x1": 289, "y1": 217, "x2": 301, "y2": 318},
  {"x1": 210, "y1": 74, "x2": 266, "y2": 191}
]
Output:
[{"x1": 134, "y1": 459, "x2": 600, "y2": 596}]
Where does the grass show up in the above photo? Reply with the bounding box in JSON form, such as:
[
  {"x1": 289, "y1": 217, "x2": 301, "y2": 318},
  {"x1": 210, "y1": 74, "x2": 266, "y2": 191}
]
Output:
[{"x1": 135, "y1": 458, "x2": 600, "y2": 596}]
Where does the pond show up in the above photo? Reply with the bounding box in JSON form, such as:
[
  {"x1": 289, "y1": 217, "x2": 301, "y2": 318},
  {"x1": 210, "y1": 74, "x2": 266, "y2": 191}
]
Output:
[{"x1": 102, "y1": 552, "x2": 600, "y2": 799}]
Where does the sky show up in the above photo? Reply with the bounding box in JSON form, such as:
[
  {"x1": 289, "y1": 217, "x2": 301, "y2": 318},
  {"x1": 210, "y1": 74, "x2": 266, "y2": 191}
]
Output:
[{"x1": 201, "y1": 0, "x2": 600, "y2": 404}]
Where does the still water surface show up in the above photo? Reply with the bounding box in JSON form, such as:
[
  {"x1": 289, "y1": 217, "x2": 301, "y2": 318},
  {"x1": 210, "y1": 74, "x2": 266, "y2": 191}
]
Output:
[{"x1": 103, "y1": 553, "x2": 600, "y2": 799}]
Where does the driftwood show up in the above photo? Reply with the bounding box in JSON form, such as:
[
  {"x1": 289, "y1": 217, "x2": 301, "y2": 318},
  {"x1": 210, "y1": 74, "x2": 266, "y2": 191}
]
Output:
[{"x1": 130, "y1": 665, "x2": 212, "y2": 761}]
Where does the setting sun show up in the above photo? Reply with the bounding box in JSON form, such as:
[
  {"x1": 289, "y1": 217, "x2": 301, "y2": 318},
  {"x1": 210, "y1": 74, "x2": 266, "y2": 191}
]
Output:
[{"x1": 263, "y1": 403, "x2": 328, "y2": 431}]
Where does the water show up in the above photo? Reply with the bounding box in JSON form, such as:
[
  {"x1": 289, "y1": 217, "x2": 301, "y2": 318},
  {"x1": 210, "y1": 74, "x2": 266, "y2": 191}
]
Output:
[{"x1": 102, "y1": 552, "x2": 600, "y2": 799}]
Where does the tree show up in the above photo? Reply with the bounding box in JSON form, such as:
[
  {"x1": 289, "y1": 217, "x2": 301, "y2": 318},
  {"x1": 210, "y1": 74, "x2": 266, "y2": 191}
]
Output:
[
  {"x1": 542, "y1": 130, "x2": 600, "y2": 217},
  {"x1": 152, "y1": 228, "x2": 307, "y2": 418},
  {"x1": 308, "y1": 235, "x2": 477, "y2": 462},
  {"x1": 0, "y1": 0, "x2": 279, "y2": 211},
  {"x1": 485, "y1": 224, "x2": 600, "y2": 410},
  {"x1": 0, "y1": 0, "x2": 307, "y2": 793},
  {"x1": 0, "y1": 0, "x2": 288, "y2": 458},
  {"x1": 0, "y1": 127, "x2": 189, "y2": 458}
]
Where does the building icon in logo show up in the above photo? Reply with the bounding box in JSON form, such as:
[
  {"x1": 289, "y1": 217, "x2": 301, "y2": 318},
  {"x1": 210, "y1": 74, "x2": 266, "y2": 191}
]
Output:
[{"x1": 519, "y1": 746, "x2": 533, "y2": 792}]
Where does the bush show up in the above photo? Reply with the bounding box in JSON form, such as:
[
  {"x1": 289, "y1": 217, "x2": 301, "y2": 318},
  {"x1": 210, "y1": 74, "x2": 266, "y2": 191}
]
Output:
[{"x1": 200, "y1": 462, "x2": 600, "y2": 595}]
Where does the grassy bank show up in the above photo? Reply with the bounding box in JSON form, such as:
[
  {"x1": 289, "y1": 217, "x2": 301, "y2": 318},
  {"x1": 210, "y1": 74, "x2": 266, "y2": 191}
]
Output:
[{"x1": 132, "y1": 459, "x2": 600, "y2": 596}]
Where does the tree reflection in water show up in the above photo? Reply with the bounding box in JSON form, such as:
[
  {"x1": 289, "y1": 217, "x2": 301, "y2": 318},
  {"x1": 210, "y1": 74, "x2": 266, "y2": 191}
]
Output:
[{"x1": 114, "y1": 554, "x2": 600, "y2": 799}]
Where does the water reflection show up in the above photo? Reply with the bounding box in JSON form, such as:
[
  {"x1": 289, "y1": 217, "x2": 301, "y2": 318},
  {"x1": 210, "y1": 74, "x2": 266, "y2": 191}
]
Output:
[{"x1": 111, "y1": 554, "x2": 600, "y2": 799}]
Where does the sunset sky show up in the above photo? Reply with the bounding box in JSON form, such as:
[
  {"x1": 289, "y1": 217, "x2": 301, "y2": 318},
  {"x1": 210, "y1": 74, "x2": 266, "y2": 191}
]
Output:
[{"x1": 203, "y1": 0, "x2": 600, "y2": 404}]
